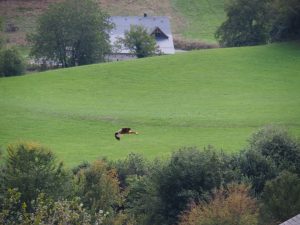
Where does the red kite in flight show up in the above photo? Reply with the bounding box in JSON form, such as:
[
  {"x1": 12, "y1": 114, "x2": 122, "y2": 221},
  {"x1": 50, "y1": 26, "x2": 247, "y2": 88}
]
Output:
[{"x1": 115, "y1": 128, "x2": 138, "y2": 141}]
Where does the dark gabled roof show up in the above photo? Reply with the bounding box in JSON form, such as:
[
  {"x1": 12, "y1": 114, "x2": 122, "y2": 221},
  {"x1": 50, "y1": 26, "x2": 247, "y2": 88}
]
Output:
[
  {"x1": 151, "y1": 27, "x2": 169, "y2": 39},
  {"x1": 279, "y1": 214, "x2": 300, "y2": 225},
  {"x1": 109, "y1": 16, "x2": 175, "y2": 54}
]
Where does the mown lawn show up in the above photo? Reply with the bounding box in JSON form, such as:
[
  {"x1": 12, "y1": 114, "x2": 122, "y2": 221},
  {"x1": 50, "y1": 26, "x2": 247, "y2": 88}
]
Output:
[{"x1": 1, "y1": 42, "x2": 300, "y2": 167}]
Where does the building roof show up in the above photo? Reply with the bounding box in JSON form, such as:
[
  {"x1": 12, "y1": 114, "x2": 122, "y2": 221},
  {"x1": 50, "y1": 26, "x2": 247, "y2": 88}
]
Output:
[
  {"x1": 109, "y1": 16, "x2": 175, "y2": 54},
  {"x1": 279, "y1": 214, "x2": 300, "y2": 225}
]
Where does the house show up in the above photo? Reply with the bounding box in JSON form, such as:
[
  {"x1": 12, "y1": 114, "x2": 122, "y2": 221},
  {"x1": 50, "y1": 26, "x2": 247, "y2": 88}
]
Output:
[
  {"x1": 108, "y1": 14, "x2": 175, "y2": 61},
  {"x1": 279, "y1": 214, "x2": 300, "y2": 225}
]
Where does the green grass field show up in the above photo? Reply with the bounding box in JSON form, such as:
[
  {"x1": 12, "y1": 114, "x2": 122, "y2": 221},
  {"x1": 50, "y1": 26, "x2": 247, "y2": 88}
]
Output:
[
  {"x1": 1, "y1": 42, "x2": 300, "y2": 167},
  {"x1": 171, "y1": 0, "x2": 225, "y2": 42}
]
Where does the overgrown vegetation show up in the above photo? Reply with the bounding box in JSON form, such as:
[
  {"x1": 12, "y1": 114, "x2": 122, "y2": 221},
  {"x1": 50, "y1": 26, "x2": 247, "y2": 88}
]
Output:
[{"x1": 1, "y1": 126, "x2": 300, "y2": 225}]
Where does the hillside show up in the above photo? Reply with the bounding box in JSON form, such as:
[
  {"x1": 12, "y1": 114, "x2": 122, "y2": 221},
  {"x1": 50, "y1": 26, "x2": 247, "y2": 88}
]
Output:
[
  {"x1": 0, "y1": 0, "x2": 225, "y2": 46},
  {"x1": 1, "y1": 42, "x2": 300, "y2": 166}
]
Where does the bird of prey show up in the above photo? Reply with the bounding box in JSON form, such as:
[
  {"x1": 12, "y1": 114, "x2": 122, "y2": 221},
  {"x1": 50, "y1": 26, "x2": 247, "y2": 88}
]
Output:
[{"x1": 114, "y1": 128, "x2": 138, "y2": 140}]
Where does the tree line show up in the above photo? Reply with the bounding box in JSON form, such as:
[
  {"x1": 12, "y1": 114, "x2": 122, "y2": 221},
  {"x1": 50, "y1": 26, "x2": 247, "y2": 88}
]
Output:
[
  {"x1": 215, "y1": 0, "x2": 300, "y2": 47},
  {"x1": 1, "y1": 125, "x2": 300, "y2": 225}
]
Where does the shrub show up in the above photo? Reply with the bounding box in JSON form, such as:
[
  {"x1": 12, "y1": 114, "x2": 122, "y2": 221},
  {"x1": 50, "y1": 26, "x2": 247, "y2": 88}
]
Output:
[
  {"x1": 116, "y1": 25, "x2": 160, "y2": 58},
  {"x1": 0, "y1": 142, "x2": 71, "y2": 212},
  {"x1": 261, "y1": 171, "x2": 300, "y2": 223},
  {"x1": 179, "y1": 183, "x2": 259, "y2": 225},
  {"x1": 0, "y1": 188, "x2": 26, "y2": 225},
  {"x1": 0, "y1": 189, "x2": 109, "y2": 225},
  {"x1": 111, "y1": 153, "x2": 149, "y2": 189},
  {"x1": 238, "y1": 149, "x2": 278, "y2": 194},
  {"x1": 237, "y1": 126, "x2": 300, "y2": 195},
  {"x1": 0, "y1": 48, "x2": 25, "y2": 77},
  {"x1": 147, "y1": 147, "x2": 235, "y2": 225},
  {"x1": 248, "y1": 126, "x2": 300, "y2": 175},
  {"x1": 173, "y1": 38, "x2": 218, "y2": 50},
  {"x1": 74, "y1": 160, "x2": 122, "y2": 216}
]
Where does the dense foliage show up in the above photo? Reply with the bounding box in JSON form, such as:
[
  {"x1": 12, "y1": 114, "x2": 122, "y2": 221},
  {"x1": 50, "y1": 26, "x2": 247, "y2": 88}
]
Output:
[
  {"x1": 0, "y1": 17, "x2": 3, "y2": 49},
  {"x1": 268, "y1": 0, "x2": 300, "y2": 41},
  {"x1": 0, "y1": 48, "x2": 25, "y2": 77},
  {"x1": 0, "y1": 142, "x2": 71, "y2": 212},
  {"x1": 74, "y1": 160, "x2": 122, "y2": 215},
  {"x1": 27, "y1": 0, "x2": 112, "y2": 67},
  {"x1": 147, "y1": 147, "x2": 232, "y2": 225},
  {"x1": 179, "y1": 183, "x2": 259, "y2": 225},
  {"x1": 261, "y1": 171, "x2": 300, "y2": 223},
  {"x1": 0, "y1": 126, "x2": 299, "y2": 225},
  {"x1": 215, "y1": 0, "x2": 269, "y2": 47},
  {"x1": 216, "y1": 0, "x2": 300, "y2": 46},
  {"x1": 116, "y1": 25, "x2": 160, "y2": 58}
]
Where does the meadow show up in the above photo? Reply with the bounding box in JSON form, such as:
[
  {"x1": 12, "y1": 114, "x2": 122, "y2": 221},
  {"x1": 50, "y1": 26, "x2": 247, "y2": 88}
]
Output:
[
  {"x1": 171, "y1": 0, "x2": 225, "y2": 42},
  {"x1": 1, "y1": 42, "x2": 300, "y2": 167}
]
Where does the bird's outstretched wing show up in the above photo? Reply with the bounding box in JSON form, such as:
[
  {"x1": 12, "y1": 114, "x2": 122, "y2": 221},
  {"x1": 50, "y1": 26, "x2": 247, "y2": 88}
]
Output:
[{"x1": 114, "y1": 132, "x2": 121, "y2": 140}]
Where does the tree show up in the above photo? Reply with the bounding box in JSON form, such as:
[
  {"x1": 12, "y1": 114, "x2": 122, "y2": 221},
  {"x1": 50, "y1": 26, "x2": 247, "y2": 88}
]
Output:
[
  {"x1": 27, "y1": 0, "x2": 112, "y2": 67},
  {"x1": 215, "y1": 0, "x2": 269, "y2": 47},
  {"x1": 261, "y1": 171, "x2": 300, "y2": 223},
  {"x1": 268, "y1": 0, "x2": 300, "y2": 41},
  {"x1": 145, "y1": 147, "x2": 233, "y2": 225},
  {"x1": 179, "y1": 183, "x2": 259, "y2": 225},
  {"x1": 237, "y1": 126, "x2": 300, "y2": 195},
  {"x1": 0, "y1": 190, "x2": 109, "y2": 225},
  {"x1": 111, "y1": 153, "x2": 149, "y2": 189},
  {"x1": 248, "y1": 126, "x2": 300, "y2": 175},
  {"x1": 0, "y1": 142, "x2": 71, "y2": 212},
  {"x1": 0, "y1": 17, "x2": 3, "y2": 49},
  {"x1": 117, "y1": 25, "x2": 160, "y2": 58},
  {"x1": 0, "y1": 48, "x2": 25, "y2": 77},
  {"x1": 74, "y1": 160, "x2": 122, "y2": 216},
  {"x1": 238, "y1": 149, "x2": 278, "y2": 194}
]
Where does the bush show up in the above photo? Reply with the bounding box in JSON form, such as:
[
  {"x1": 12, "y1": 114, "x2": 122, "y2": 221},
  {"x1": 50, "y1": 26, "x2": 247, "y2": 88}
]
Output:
[
  {"x1": 261, "y1": 171, "x2": 300, "y2": 224},
  {"x1": 179, "y1": 183, "x2": 259, "y2": 225},
  {"x1": 74, "y1": 160, "x2": 122, "y2": 216},
  {"x1": 111, "y1": 153, "x2": 149, "y2": 189},
  {"x1": 116, "y1": 25, "x2": 160, "y2": 58},
  {"x1": 238, "y1": 149, "x2": 278, "y2": 194},
  {"x1": 147, "y1": 147, "x2": 235, "y2": 225},
  {"x1": 248, "y1": 126, "x2": 300, "y2": 175},
  {"x1": 0, "y1": 48, "x2": 25, "y2": 77},
  {"x1": 173, "y1": 38, "x2": 218, "y2": 50},
  {"x1": 0, "y1": 142, "x2": 71, "y2": 212},
  {"x1": 0, "y1": 189, "x2": 109, "y2": 225}
]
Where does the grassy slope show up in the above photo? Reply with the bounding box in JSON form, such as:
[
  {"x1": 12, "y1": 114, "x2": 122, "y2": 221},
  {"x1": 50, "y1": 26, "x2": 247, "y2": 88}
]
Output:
[
  {"x1": 1, "y1": 42, "x2": 300, "y2": 167},
  {"x1": 171, "y1": 0, "x2": 225, "y2": 42}
]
